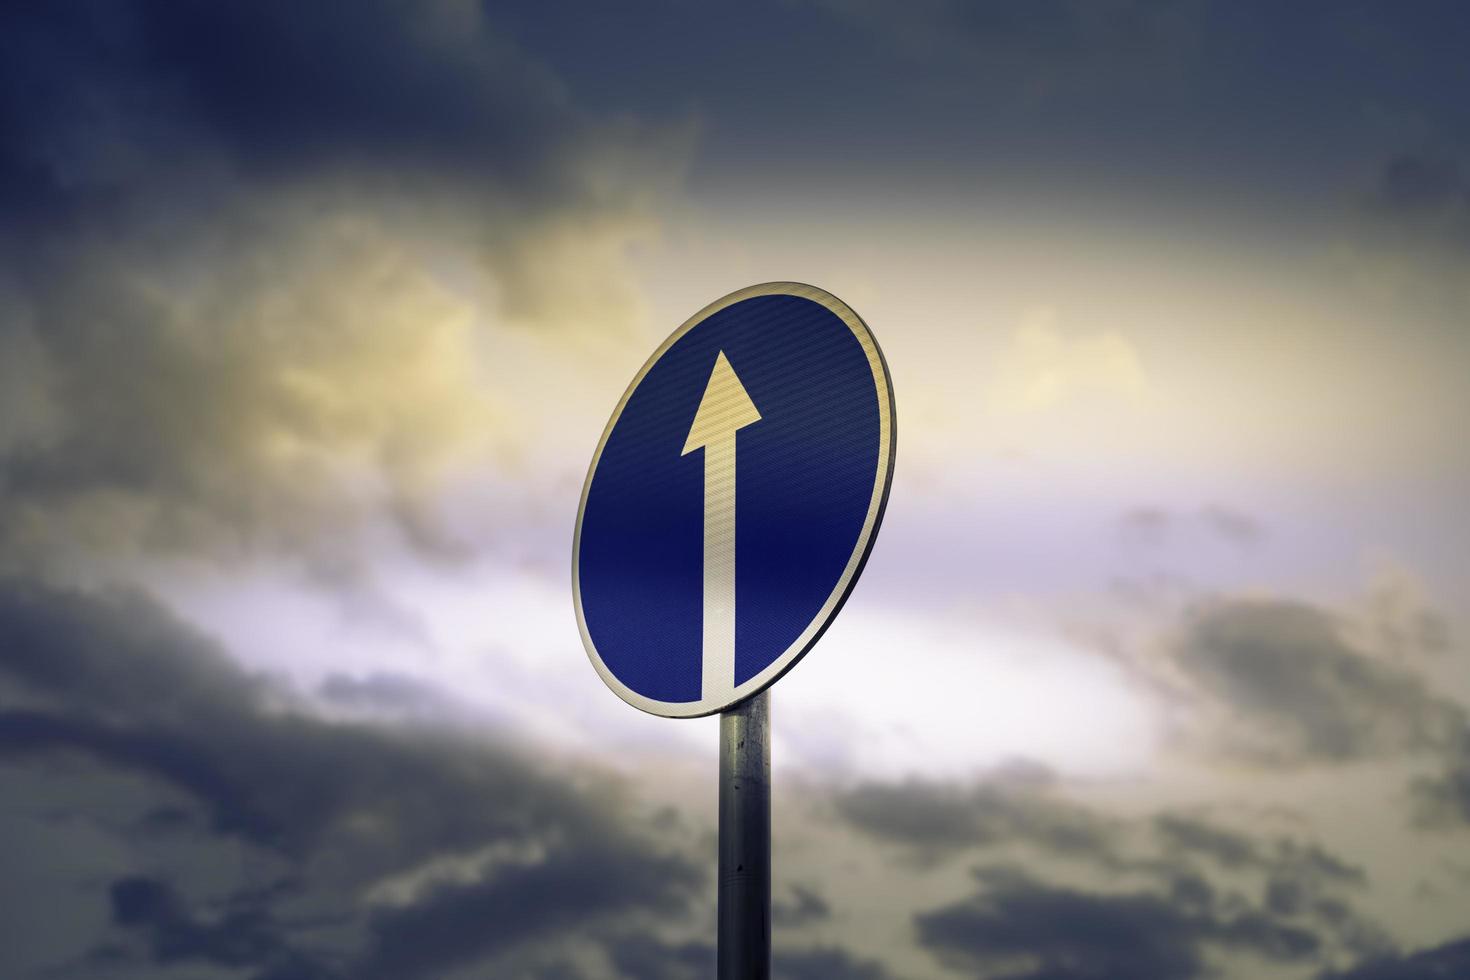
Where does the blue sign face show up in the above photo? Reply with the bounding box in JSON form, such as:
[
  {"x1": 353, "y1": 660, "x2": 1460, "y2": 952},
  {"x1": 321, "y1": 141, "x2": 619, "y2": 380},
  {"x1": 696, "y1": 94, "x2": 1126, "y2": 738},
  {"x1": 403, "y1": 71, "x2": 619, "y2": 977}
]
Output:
[{"x1": 574, "y1": 283, "x2": 895, "y2": 717}]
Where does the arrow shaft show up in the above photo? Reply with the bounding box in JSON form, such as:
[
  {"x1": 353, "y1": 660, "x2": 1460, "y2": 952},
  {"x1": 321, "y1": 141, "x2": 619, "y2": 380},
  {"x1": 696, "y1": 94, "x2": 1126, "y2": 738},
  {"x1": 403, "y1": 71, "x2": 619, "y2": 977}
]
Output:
[{"x1": 702, "y1": 434, "x2": 737, "y2": 701}]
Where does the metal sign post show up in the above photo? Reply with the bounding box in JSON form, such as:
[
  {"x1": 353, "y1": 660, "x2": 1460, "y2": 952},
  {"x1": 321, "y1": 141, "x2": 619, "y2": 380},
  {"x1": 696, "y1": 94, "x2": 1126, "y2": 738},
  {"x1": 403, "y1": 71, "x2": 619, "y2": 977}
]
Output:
[
  {"x1": 719, "y1": 690, "x2": 770, "y2": 979},
  {"x1": 573, "y1": 282, "x2": 894, "y2": 975}
]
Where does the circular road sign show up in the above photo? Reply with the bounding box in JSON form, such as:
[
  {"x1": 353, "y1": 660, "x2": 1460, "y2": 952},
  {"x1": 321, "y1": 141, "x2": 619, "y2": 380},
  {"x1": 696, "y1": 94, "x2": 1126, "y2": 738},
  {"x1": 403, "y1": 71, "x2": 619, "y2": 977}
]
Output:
[{"x1": 573, "y1": 282, "x2": 895, "y2": 717}]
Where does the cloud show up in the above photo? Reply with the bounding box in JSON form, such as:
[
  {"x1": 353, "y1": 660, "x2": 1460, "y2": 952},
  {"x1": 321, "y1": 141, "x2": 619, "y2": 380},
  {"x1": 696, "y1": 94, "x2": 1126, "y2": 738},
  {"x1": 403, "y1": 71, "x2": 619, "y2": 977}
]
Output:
[
  {"x1": 0, "y1": 0, "x2": 683, "y2": 575},
  {"x1": 1172, "y1": 598, "x2": 1464, "y2": 765},
  {"x1": 1199, "y1": 505, "x2": 1264, "y2": 546},
  {"x1": 602, "y1": 933, "x2": 714, "y2": 980},
  {"x1": 596, "y1": 935, "x2": 895, "y2": 980},
  {"x1": 831, "y1": 767, "x2": 1385, "y2": 975},
  {"x1": 1119, "y1": 506, "x2": 1173, "y2": 546},
  {"x1": 833, "y1": 768, "x2": 1117, "y2": 863},
  {"x1": 1357, "y1": 562, "x2": 1454, "y2": 661},
  {"x1": 837, "y1": 773, "x2": 1371, "y2": 921},
  {"x1": 0, "y1": 1, "x2": 674, "y2": 234},
  {"x1": 0, "y1": 579, "x2": 1413, "y2": 978},
  {"x1": 915, "y1": 864, "x2": 1320, "y2": 980},
  {"x1": 1154, "y1": 813, "x2": 1261, "y2": 868},
  {"x1": 1370, "y1": 154, "x2": 1470, "y2": 240},
  {"x1": 1155, "y1": 814, "x2": 1364, "y2": 885},
  {"x1": 2, "y1": 214, "x2": 504, "y2": 567},
  {"x1": 809, "y1": 0, "x2": 1205, "y2": 105},
  {"x1": 1336, "y1": 149, "x2": 1470, "y2": 316},
  {"x1": 1322, "y1": 936, "x2": 1470, "y2": 980},
  {"x1": 1151, "y1": 813, "x2": 1385, "y2": 954},
  {"x1": 773, "y1": 946, "x2": 898, "y2": 980},
  {"x1": 1411, "y1": 732, "x2": 1470, "y2": 829},
  {"x1": 316, "y1": 670, "x2": 493, "y2": 730},
  {"x1": 772, "y1": 884, "x2": 832, "y2": 929},
  {"x1": 359, "y1": 841, "x2": 700, "y2": 980},
  {"x1": 1117, "y1": 504, "x2": 1265, "y2": 549},
  {"x1": 988, "y1": 307, "x2": 1153, "y2": 417},
  {"x1": 107, "y1": 875, "x2": 337, "y2": 979},
  {"x1": 0, "y1": 580, "x2": 705, "y2": 977}
]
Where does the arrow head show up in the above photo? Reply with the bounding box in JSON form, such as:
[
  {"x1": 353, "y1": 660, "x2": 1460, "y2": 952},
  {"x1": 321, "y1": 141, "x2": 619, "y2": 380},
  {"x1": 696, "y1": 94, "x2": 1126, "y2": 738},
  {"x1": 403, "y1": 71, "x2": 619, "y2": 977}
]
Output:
[{"x1": 682, "y1": 351, "x2": 762, "y2": 455}]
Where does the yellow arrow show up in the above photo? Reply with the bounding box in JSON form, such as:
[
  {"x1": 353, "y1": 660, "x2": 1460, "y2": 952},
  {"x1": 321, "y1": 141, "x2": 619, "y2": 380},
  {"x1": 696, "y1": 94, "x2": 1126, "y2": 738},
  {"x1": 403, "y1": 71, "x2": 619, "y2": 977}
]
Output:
[{"x1": 682, "y1": 351, "x2": 763, "y2": 702}]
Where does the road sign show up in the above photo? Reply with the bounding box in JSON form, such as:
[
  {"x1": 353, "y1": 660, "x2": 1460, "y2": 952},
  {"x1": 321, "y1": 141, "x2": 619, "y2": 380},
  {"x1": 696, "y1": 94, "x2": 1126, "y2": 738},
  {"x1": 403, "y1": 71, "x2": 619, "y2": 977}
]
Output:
[{"x1": 574, "y1": 282, "x2": 895, "y2": 717}]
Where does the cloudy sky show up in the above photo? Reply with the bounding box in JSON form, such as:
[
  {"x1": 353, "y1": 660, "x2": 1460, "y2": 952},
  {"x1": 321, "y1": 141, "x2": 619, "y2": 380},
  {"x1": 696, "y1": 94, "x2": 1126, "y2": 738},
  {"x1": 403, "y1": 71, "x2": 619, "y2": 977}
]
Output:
[{"x1": 2, "y1": 2, "x2": 1469, "y2": 977}]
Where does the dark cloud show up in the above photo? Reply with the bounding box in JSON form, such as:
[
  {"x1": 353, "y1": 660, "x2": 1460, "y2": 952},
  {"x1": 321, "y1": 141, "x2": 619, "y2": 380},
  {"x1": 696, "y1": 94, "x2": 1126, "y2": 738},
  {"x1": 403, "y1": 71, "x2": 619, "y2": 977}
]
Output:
[
  {"x1": 0, "y1": 581, "x2": 705, "y2": 977},
  {"x1": 596, "y1": 935, "x2": 894, "y2": 980},
  {"x1": 0, "y1": 582, "x2": 584, "y2": 861},
  {"x1": 1411, "y1": 732, "x2": 1470, "y2": 828},
  {"x1": 809, "y1": 0, "x2": 1208, "y2": 110},
  {"x1": 828, "y1": 774, "x2": 1390, "y2": 980},
  {"x1": 1322, "y1": 936, "x2": 1470, "y2": 980},
  {"x1": 1154, "y1": 814, "x2": 1260, "y2": 868},
  {"x1": 492, "y1": 0, "x2": 1470, "y2": 208},
  {"x1": 1343, "y1": 146, "x2": 1470, "y2": 321},
  {"x1": 758, "y1": 0, "x2": 1470, "y2": 205},
  {"x1": 1152, "y1": 813, "x2": 1385, "y2": 957},
  {"x1": 1156, "y1": 814, "x2": 1364, "y2": 886},
  {"x1": 834, "y1": 771, "x2": 1384, "y2": 977},
  {"x1": 834, "y1": 770, "x2": 1117, "y2": 863},
  {"x1": 359, "y1": 842, "x2": 700, "y2": 980},
  {"x1": 603, "y1": 933, "x2": 714, "y2": 980},
  {"x1": 920, "y1": 0, "x2": 1198, "y2": 56},
  {"x1": 0, "y1": 0, "x2": 656, "y2": 233},
  {"x1": 0, "y1": 579, "x2": 1413, "y2": 978},
  {"x1": 836, "y1": 772, "x2": 1380, "y2": 960},
  {"x1": 1375, "y1": 155, "x2": 1467, "y2": 216},
  {"x1": 916, "y1": 865, "x2": 1319, "y2": 980},
  {"x1": 1174, "y1": 599, "x2": 1464, "y2": 765},
  {"x1": 1370, "y1": 152, "x2": 1470, "y2": 253},
  {"x1": 106, "y1": 875, "x2": 339, "y2": 979},
  {"x1": 773, "y1": 945, "x2": 898, "y2": 980},
  {"x1": 0, "y1": 0, "x2": 677, "y2": 575},
  {"x1": 772, "y1": 884, "x2": 831, "y2": 929}
]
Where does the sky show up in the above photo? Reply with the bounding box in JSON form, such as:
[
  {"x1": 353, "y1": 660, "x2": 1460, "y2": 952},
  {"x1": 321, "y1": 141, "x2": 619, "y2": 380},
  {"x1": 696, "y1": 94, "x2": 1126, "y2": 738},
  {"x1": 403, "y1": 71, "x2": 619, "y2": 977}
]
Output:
[{"x1": 2, "y1": 1, "x2": 1469, "y2": 977}]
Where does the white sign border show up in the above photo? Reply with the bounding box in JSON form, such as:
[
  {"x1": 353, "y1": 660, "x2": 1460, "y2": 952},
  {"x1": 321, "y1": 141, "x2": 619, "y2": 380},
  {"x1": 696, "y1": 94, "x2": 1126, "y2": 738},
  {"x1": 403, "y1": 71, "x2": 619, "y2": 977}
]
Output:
[{"x1": 572, "y1": 281, "x2": 896, "y2": 718}]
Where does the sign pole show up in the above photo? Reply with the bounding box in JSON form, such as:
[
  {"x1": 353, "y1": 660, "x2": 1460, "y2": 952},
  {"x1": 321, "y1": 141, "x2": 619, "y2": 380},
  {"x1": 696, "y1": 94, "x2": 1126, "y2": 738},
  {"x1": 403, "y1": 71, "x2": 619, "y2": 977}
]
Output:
[
  {"x1": 718, "y1": 689, "x2": 770, "y2": 979},
  {"x1": 574, "y1": 283, "x2": 893, "y2": 976}
]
